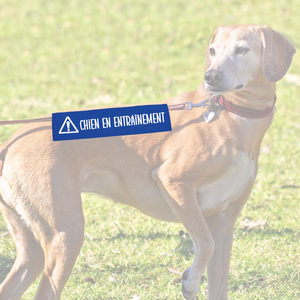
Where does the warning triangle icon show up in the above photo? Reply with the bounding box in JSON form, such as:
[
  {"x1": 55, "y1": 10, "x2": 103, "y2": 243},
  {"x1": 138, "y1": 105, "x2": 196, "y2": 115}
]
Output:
[{"x1": 59, "y1": 116, "x2": 79, "y2": 134}]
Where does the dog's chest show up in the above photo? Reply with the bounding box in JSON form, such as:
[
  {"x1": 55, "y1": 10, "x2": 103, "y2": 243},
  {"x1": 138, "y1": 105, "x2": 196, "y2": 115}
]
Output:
[{"x1": 197, "y1": 152, "x2": 256, "y2": 214}]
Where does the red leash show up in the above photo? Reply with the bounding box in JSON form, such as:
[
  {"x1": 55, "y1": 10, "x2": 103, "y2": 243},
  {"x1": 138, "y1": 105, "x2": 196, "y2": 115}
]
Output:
[
  {"x1": 0, "y1": 116, "x2": 52, "y2": 126},
  {"x1": 0, "y1": 95, "x2": 275, "y2": 126}
]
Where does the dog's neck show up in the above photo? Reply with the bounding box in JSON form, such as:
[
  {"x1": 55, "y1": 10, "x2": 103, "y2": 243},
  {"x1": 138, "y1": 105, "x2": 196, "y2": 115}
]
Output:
[{"x1": 224, "y1": 82, "x2": 276, "y2": 111}]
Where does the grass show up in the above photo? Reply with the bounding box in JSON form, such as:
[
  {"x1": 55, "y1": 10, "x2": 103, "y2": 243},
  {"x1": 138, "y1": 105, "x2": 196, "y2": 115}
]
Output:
[{"x1": 0, "y1": 0, "x2": 299, "y2": 299}]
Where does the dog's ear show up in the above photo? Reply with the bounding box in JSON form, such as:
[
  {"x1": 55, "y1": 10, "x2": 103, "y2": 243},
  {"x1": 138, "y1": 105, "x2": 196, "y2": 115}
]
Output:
[
  {"x1": 256, "y1": 25, "x2": 296, "y2": 82},
  {"x1": 205, "y1": 26, "x2": 222, "y2": 71}
]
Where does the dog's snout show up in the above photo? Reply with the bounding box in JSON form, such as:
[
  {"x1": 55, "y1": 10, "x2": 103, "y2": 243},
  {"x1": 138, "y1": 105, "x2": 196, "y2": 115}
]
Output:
[{"x1": 204, "y1": 69, "x2": 223, "y2": 86}]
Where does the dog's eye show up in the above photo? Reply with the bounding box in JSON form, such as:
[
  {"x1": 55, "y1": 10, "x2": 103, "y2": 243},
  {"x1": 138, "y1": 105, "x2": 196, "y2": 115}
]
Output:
[
  {"x1": 209, "y1": 48, "x2": 216, "y2": 56},
  {"x1": 236, "y1": 47, "x2": 249, "y2": 55}
]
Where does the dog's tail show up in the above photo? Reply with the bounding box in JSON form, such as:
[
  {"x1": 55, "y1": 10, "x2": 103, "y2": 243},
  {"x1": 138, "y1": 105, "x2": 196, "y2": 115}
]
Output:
[
  {"x1": 0, "y1": 175, "x2": 21, "y2": 237},
  {"x1": 0, "y1": 160, "x2": 4, "y2": 177},
  {"x1": 0, "y1": 140, "x2": 15, "y2": 215},
  {"x1": 0, "y1": 139, "x2": 10, "y2": 176}
]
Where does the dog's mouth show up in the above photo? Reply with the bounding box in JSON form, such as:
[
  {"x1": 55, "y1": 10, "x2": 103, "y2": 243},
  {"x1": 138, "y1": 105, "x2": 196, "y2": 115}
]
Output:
[
  {"x1": 235, "y1": 84, "x2": 244, "y2": 90},
  {"x1": 205, "y1": 83, "x2": 244, "y2": 93}
]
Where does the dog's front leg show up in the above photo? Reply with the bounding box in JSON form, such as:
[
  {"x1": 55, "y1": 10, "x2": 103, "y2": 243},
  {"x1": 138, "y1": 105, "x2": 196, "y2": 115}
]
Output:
[
  {"x1": 152, "y1": 165, "x2": 215, "y2": 300},
  {"x1": 205, "y1": 195, "x2": 249, "y2": 300},
  {"x1": 205, "y1": 212, "x2": 236, "y2": 300}
]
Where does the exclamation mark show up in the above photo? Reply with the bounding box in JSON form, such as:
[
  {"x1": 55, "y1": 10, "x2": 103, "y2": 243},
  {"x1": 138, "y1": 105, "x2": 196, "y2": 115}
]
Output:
[{"x1": 67, "y1": 121, "x2": 70, "y2": 132}]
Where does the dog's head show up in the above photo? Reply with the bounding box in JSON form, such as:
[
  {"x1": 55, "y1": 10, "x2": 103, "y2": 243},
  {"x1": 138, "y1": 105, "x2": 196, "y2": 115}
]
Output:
[{"x1": 204, "y1": 25, "x2": 296, "y2": 94}]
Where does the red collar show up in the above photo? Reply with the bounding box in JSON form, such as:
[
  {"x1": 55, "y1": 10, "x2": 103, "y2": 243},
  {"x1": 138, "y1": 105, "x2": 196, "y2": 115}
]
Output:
[{"x1": 217, "y1": 95, "x2": 276, "y2": 119}]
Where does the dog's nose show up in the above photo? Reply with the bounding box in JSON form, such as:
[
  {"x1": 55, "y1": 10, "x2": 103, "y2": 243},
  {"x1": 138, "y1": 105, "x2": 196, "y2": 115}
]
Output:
[{"x1": 204, "y1": 69, "x2": 223, "y2": 86}]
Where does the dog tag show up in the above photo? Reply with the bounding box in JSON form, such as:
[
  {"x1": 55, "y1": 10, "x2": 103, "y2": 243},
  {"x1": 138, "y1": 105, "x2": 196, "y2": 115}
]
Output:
[{"x1": 203, "y1": 110, "x2": 215, "y2": 123}]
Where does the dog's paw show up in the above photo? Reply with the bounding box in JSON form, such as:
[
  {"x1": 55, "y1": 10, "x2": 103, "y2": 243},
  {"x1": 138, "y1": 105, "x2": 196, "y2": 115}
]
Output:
[{"x1": 181, "y1": 267, "x2": 200, "y2": 300}]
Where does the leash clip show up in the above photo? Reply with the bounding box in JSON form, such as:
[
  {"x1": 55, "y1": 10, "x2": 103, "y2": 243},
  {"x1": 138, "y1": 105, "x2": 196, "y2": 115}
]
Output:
[
  {"x1": 184, "y1": 100, "x2": 211, "y2": 110},
  {"x1": 184, "y1": 95, "x2": 221, "y2": 113},
  {"x1": 184, "y1": 102, "x2": 193, "y2": 110}
]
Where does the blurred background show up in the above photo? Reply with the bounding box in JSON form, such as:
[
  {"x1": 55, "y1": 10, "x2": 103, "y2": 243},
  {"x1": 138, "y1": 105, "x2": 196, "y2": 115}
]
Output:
[{"x1": 0, "y1": 0, "x2": 299, "y2": 299}]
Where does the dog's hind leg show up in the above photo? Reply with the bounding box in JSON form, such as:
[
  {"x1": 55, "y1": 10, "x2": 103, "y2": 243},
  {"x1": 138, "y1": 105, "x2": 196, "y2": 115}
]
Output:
[
  {"x1": 0, "y1": 196, "x2": 45, "y2": 300},
  {"x1": 152, "y1": 165, "x2": 215, "y2": 300},
  {"x1": 33, "y1": 230, "x2": 84, "y2": 300},
  {"x1": 33, "y1": 192, "x2": 85, "y2": 300}
]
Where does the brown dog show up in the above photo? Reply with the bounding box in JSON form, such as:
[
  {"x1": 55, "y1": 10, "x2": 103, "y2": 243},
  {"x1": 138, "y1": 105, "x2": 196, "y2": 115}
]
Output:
[{"x1": 0, "y1": 25, "x2": 296, "y2": 300}]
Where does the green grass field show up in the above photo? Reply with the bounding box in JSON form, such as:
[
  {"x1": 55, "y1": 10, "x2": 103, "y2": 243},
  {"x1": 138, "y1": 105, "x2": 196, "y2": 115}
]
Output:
[{"x1": 0, "y1": 0, "x2": 299, "y2": 299}]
